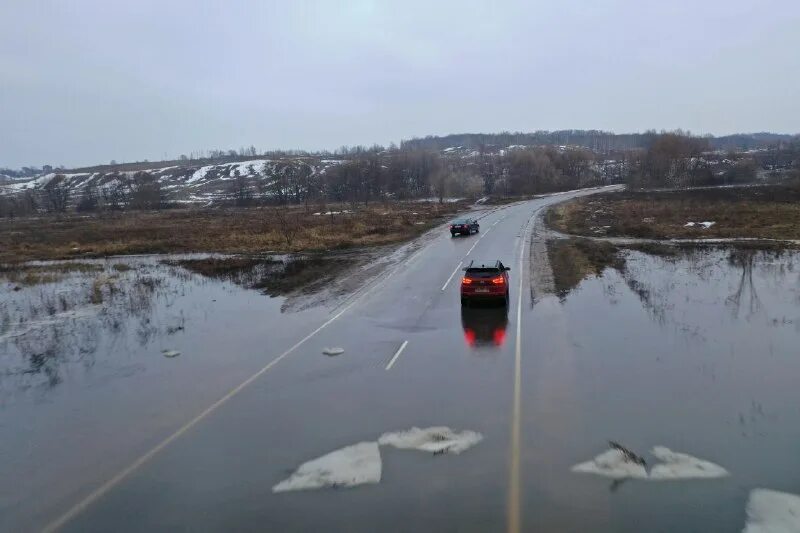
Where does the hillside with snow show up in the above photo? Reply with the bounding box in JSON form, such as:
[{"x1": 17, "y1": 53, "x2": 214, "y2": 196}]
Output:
[{"x1": 0, "y1": 157, "x2": 349, "y2": 205}]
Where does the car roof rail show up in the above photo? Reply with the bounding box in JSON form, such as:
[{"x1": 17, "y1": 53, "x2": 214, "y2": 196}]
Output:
[{"x1": 464, "y1": 259, "x2": 501, "y2": 270}]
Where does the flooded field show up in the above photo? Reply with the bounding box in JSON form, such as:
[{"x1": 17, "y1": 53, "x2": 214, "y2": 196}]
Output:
[
  {"x1": 0, "y1": 254, "x2": 352, "y2": 530},
  {"x1": 521, "y1": 244, "x2": 800, "y2": 531}
]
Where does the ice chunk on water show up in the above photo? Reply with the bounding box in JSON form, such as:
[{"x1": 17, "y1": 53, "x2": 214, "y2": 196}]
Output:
[
  {"x1": 272, "y1": 441, "x2": 381, "y2": 492},
  {"x1": 571, "y1": 448, "x2": 649, "y2": 479},
  {"x1": 648, "y1": 446, "x2": 729, "y2": 480},
  {"x1": 743, "y1": 488, "x2": 800, "y2": 533},
  {"x1": 378, "y1": 426, "x2": 483, "y2": 455}
]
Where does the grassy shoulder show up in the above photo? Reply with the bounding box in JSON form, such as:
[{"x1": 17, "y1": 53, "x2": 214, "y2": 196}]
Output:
[
  {"x1": 0, "y1": 201, "x2": 465, "y2": 263},
  {"x1": 546, "y1": 185, "x2": 800, "y2": 240},
  {"x1": 547, "y1": 238, "x2": 625, "y2": 298}
]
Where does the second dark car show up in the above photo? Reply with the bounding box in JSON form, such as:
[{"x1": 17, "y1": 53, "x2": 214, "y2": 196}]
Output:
[{"x1": 450, "y1": 218, "x2": 480, "y2": 236}]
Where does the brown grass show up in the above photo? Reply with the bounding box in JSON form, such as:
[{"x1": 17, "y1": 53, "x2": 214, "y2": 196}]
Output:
[
  {"x1": 547, "y1": 185, "x2": 800, "y2": 240},
  {"x1": 0, "y1": 202, "x2": 465, "y2": 263},
  {"x1": 547, "y1": 238, "x2": 624, "y2": 298},
  {"x1": 168, "y1": 255, "x2": 354, "y2": 296},
  {"x1": 0, "y1": 262, "x2": 104, "y2": 286}
]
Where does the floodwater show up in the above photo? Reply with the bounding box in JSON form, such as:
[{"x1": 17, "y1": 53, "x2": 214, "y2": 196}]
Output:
[
  {"x1": 0, "y1": 255, "x2": 336, "y2": 531},
  {"x1": 520, "y1": 246, "x2": 800, "y2": 532},
  {"x1": 2, "y1": 240, "x2": 800, "y2": 531}
]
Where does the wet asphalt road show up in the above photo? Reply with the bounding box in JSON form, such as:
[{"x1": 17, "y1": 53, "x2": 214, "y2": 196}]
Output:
[
  {"x1": 14, "y1": 184, "x2": 800, "y2": 532},
  {"x1": 37, "y1": 190, "x2": 604, "y2": 533}
]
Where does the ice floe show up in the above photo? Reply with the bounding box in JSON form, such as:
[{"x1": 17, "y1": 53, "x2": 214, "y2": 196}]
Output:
[
  {"x1": 378, "y1": 427, "x2": 483, "y2": 455},
  {"x1": 274, "y1": 426, "x2": 483, "y2": 493},
  {"x1": 571, "y1": 448, "x2": 649, "y2": 480},
  {"x1": 743, "y1": 488, "x2": 800, "y2": 533},
  {"x1": 648, "y1": 446, "x2": 729, "y2": 480},
  {"x1": 572, "y1": 444, "x2": 728, "y2": 481},
  {"x1": 273, "y1": 442, "x2": 382, "y2": 492}
]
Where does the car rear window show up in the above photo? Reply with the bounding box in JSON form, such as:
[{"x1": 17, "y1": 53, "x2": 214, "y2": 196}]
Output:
[
  {"x1": 466, "y1": 267, "x2": 500, "y2": 277},
  {"x1": 452, "y1": 219, "x2": 469, "y2": 224}
]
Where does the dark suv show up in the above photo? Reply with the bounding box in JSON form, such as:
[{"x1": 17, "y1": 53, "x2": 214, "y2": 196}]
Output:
[
  {"x1": 450, "y1": 218, "x2": 479, "y2": 236},
  {"x1": 460, "y1": 260, "x2": 510, "y2": 306}
]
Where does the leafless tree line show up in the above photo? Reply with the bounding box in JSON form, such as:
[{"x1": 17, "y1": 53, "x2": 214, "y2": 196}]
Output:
[{"x1": 0, "y1": 171, "x2": 170, "y2": 217}]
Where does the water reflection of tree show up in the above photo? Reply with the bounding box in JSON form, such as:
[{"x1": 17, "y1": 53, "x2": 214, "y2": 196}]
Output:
[
  {"x1": 726, "y1": 249, "x2": 762, "y2": 319},
  {"x1": 617, "y1": 248, "x2": 712, "y2": 339}
]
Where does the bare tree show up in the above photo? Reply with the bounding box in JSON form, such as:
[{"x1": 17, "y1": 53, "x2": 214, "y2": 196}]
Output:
[
  {"x1": 273, "y1": 206, "x2": 298, "y2": 247},
  {"x1": 43, "y1": 174, "x2": 70, "y2": 213},
  {"x1": 129, "y1": 172, "x2": 165, "y2": 210},
  {"x1": 76, "y1": 185, "x2": 100, "y2": 212},
  {"x1": 232, "y1": 170, "x2": 253, "y2": 207}
]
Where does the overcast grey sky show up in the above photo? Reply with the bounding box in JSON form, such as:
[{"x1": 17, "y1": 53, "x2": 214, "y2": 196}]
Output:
[{"x1": 1, "y1": 0, "x2": 798, "y2": 169}]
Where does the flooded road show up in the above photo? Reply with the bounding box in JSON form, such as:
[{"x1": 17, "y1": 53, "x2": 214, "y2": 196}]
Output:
[{"x1": 2, "y1": 187, "x2": 799, "y2": 532}]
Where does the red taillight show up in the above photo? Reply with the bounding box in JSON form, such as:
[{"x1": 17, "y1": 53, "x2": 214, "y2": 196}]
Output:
[
  {"x1": 461, "y1": 277, "x2": 472, "y2": 285},
  {"x1": 464, "y1": 328, "x2": 476, "y2": 346},
  {"x1": 491, "y1": 276, "x2": 505, "y2": 285},
  {"x1": 493, "y1": 327, "x2": 506, "y2": 346}
]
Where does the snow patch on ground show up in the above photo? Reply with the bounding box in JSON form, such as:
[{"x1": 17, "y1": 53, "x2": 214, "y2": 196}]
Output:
[
  {"x1": 272, "y1": 442, "x2": 382, "y2": 492},
  {"x1": 313, "y1": 210, "x2": 351, "y2": 216},
  {"x1": 186, "y1": 165, "x2": 215, "y2": 184},
  {"x1": 743, "y1": 488, "x2": 800, "y2": 533},
  {"x1": 571, "y1": 448, "x2": 649, "y2": 479},
  {"x1": 322, "y1": 347, "x2": 344, "y2": 356},
  {"x1": 649, "y1": 446, "x2": 729, "y2": 480},
  {"x1": 685, "y1": 221, "x2": 716, "y2": 228},
  {"x1": 227, "y1": 159, "x2": 271, "y2": 177},
  {"x1": 378, "y1": 427, "x2": 483, "y2": 455}
]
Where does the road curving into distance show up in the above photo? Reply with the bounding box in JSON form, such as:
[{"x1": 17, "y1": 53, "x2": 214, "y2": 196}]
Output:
[{"x1": 45, "y1": 186, "x2": 623, "y2": 533}]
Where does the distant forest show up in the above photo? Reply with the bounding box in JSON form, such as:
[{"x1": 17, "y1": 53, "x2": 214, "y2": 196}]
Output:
[
  {"x1": 1, "y1": 130, "x2": 798, "y2": 218},
  {"x1": 400, "y1": 130, "x2": 799, "y2": 153}
]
